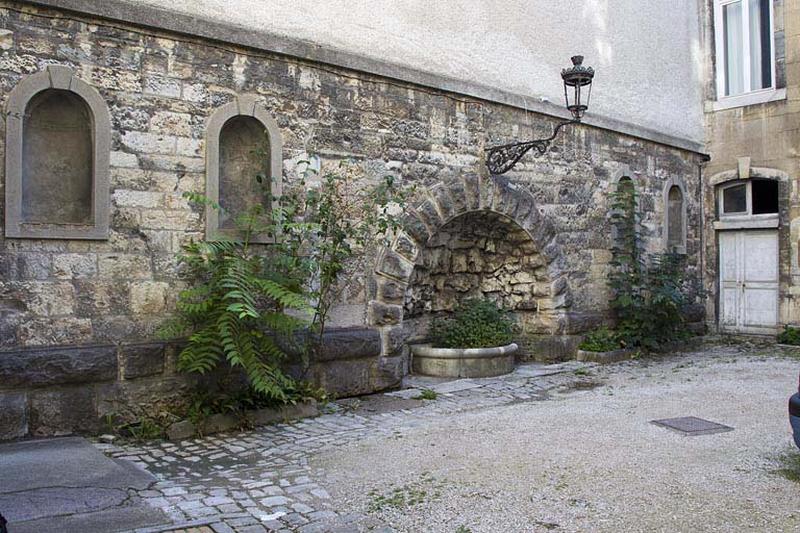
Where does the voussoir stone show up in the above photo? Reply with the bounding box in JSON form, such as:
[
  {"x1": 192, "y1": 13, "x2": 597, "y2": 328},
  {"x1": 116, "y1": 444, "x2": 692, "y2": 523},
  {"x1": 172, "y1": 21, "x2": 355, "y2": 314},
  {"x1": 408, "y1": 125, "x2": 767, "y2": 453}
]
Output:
[{"x1": 0, "y1": 344, "x2": 118, "y2": 389}]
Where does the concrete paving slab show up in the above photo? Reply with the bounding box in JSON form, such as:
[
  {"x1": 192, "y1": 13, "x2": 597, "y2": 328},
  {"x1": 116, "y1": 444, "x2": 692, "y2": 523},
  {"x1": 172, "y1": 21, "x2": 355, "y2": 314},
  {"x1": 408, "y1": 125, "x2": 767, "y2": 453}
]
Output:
[{"x1": 0, "y1": 436, "x2": 169, "y2": 533}]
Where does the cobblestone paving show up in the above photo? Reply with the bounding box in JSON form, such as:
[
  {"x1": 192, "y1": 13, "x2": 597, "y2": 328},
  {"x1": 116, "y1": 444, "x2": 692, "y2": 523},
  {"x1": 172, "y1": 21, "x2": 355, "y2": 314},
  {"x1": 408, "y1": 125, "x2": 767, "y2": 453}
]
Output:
[{"x1": 96, "y1": 362, "x2": 590, "y2": 533}]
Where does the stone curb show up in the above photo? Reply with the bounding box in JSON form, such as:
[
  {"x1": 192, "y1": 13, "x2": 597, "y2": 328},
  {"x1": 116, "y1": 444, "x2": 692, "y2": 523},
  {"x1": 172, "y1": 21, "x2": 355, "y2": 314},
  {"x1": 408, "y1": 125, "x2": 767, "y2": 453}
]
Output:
[
  {"x1": 166, "y1": 400, "x2": 319, "y2": 441},
  {"x1": 576, "y1": 348, "x2": 635, "y2": 364}
]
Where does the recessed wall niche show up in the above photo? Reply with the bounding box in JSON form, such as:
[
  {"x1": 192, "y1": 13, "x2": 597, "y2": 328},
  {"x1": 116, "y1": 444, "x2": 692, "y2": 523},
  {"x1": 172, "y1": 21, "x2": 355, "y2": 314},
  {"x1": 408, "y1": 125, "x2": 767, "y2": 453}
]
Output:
[
  {"x1": 5, "y1": 65, "x2": 110, "y2": 239},
  {"x1": 206, "y1": 95, "x2": 283, "y2": 242},
  {"x1": 218, "y1": 115, "x2": 269, "y2": 230},
  {"x1": 22, "y1": 89, "x2": 92, "y2": 225}
]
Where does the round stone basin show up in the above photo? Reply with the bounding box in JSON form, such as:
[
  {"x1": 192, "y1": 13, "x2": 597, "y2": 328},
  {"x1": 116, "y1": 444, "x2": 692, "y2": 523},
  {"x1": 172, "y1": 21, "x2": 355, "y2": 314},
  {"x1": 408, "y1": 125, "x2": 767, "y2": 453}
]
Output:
[{"x1": 410, "y1": 343, "x2": 518, "y2": 378}]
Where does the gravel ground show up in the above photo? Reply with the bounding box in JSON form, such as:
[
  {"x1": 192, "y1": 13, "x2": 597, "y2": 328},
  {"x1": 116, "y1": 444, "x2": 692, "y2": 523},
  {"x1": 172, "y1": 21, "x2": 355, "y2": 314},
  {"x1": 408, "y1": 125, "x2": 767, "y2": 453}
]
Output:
[{"x1": 313, "y1": 346, "x2": 800, "y2": 532}]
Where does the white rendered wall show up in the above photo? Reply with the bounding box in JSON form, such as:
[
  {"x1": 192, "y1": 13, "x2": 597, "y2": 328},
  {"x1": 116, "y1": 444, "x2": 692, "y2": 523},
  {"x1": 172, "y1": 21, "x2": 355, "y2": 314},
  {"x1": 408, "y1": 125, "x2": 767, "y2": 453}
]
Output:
[{"x1": 136, "y1": 0, "x2": 705, "y2": 143}]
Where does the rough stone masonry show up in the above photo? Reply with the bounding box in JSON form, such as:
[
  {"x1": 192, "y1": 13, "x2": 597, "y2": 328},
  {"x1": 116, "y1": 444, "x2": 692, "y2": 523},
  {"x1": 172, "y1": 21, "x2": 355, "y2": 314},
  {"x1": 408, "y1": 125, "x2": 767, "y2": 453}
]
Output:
[{"x1": 0, "y1": 1, "x2": 706, "y2": 438}]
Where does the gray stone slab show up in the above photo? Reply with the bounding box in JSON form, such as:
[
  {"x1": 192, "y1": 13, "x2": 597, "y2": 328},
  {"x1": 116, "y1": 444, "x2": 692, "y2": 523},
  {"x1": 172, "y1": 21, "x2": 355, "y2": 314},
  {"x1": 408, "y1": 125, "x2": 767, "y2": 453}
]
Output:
[
  {"x1": 0, "y1": 344, "x2": 117, "y2": 388},
  {"x1": 9, "y1": 504, "x2": 170, "y2": 533},
  {"x1": 0, "y1": 436, "x2": 168, "y2": 532},
  {"x1": 0, "y1": 436, "x2": 154, "y2": 493}
]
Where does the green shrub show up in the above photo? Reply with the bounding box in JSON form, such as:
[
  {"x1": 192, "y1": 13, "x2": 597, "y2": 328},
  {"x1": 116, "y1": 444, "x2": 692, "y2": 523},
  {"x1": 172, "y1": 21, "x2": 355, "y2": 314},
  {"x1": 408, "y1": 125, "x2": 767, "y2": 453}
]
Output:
[
  {"x1": 778, "y1": 326, "x2": 800, "y2": 345},
  {"x1": 608, "y1": 179, "x2": 696, "y2": 350},
  {"x1": 578, "y1": 327, "x2": 623, "y2": 352},
  {"x1": 430, "y1": 299, "x2": 515, "y2": 349}
]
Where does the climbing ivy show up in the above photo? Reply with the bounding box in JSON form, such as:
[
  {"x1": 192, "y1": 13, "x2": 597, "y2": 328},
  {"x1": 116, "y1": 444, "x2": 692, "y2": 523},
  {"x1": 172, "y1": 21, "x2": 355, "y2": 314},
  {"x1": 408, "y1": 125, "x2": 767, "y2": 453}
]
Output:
[{"x1": 607, "y1": 179, "x2": 692, "y2": 350}]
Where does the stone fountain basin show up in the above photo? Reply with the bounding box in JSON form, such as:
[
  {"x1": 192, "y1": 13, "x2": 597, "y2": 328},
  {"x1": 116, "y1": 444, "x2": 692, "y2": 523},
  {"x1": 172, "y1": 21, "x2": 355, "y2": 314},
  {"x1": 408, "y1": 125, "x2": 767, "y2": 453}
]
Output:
[{"x1": 410, "y1": 342, "x2": 519, "y2": 378}]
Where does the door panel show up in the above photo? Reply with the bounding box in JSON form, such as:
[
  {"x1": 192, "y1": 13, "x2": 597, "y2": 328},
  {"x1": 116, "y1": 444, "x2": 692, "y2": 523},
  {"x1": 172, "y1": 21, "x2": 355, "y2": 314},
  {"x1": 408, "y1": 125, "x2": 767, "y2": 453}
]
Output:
[{"x1": 718, "y1": 230, "x2": 778, "y2": 333}]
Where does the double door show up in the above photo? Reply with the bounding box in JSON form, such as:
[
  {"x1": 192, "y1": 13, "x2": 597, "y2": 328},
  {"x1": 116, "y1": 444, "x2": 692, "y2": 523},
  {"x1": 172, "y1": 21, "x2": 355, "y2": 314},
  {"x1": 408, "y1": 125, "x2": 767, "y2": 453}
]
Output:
[{"x1": 719, "y1": 230, "x2": 778, "y2": 334}]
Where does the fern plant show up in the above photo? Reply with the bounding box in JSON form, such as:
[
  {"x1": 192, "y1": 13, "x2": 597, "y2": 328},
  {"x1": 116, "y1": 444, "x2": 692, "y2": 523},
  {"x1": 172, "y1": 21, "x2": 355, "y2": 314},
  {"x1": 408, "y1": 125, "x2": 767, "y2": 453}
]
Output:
[{"x1": 160, "y1": 172, "x2": 313, "y2": 401}]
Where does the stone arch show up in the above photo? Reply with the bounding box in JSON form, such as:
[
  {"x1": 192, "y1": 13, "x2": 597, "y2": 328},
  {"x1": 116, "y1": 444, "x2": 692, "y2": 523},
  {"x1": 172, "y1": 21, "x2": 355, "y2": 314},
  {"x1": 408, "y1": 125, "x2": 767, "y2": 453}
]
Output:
[
  {"x1": 368, "y1": 174, "x2": 572, "y2": 352},
  {"x1": 205, "y1": 94, "x2": 283, "y2": 242},
  {"x1": 5, "y1": 65, "x2": 111, "y2": 239}
]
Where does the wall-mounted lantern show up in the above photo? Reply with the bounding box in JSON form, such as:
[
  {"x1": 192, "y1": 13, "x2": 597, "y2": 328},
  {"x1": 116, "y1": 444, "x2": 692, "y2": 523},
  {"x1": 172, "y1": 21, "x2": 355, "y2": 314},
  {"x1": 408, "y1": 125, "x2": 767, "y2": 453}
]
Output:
[{"x1": 486, "y1": 55, "x2": 595, "y2": 175}]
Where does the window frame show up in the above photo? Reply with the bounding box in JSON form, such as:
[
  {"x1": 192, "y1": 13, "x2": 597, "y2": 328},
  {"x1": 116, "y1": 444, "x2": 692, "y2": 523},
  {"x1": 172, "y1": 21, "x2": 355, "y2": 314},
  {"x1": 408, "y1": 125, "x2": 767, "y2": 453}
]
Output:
[
  {"x1": 718, "y1": 179, "x2": 779, "y2": 219},
  {"x1": 713, "y1": 0, "x2": 778, "y2": 105},
  {"x1": 5, "y1": 66, "x2": 110, "y2": 240}
]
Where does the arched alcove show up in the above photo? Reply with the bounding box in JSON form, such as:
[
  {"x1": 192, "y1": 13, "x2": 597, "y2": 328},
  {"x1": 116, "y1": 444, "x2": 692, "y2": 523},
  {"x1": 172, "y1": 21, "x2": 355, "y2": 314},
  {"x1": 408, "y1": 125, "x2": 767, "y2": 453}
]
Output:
[
  {"x1": 404, "y1": 209, "x2": 555, "y2": 338},
  {"x1": 369, "y1": 174, "x2": 572, "y2": 357},
  {"x1": 217, "y1": 115, "x2": 269, "y2": 230},
  {"x1": 662, "y1": 176, "x2": 688, "y2": 253},
  {"x1": 22, "y1": 89, "x2": 93, "y2": 225},
  {"x1": 5, "y1": 65, "x2": 110, "y2": 239},
  {"x1": 206, "y1": 94, "x2": 283, "y2": 242}
]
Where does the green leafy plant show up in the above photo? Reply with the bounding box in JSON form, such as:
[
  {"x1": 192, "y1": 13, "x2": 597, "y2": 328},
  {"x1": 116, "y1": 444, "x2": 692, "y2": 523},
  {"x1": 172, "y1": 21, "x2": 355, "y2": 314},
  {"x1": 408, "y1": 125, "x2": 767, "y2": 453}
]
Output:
[
  {"x1": 160, "y1": 147, "x2": 411, "y2": 403},
  {"x1": 778, "y1": 326, "x2": 800, "y2": 345},
  {"x1": 414, "y1": 388, "x2": 438, "y2": 400},
  {"x1": 430, "y1": 298, "x2": 515, "y2": 349},
  {"x1": 578, "y1": 327, "x2": 623, "y2": 352},
  {"x1": 607, "y1": 180, "x2": 694, "y2": 350},
  {"x1": 300, "y1": 160, "x2": 412, "y2": 343}
]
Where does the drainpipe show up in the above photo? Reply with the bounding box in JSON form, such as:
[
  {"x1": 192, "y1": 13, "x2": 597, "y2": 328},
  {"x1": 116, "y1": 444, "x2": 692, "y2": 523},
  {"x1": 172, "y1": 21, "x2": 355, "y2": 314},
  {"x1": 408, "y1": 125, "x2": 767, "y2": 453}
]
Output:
[{"x1": 698, "y1": 154, "x2": 711, "y2": 331}]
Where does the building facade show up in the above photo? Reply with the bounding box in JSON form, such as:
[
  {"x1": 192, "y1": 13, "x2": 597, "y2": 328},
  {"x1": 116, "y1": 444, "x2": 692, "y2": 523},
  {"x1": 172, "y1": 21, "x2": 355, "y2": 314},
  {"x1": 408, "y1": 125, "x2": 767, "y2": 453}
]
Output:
[
  {"x1": 0, "y1": 0, "x2": 708, "y2": 438},
  {"x1": 702, "y1": 0, "x2": 797, "y2": 334}
]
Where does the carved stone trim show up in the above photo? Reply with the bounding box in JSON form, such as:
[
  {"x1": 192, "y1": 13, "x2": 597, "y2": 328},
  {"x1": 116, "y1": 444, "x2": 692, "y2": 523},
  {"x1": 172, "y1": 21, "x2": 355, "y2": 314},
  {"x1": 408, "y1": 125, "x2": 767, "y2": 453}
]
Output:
[{"x1": 5, "y1": 65, "x2": 111, "y2": 240}]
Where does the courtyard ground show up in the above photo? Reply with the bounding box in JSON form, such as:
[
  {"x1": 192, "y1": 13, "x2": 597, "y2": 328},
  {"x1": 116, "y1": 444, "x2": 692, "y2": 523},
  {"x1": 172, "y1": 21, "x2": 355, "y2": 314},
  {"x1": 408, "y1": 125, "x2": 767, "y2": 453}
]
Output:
[{"x1": 6, "y1": 341, "x2": 800, "y2": 532}]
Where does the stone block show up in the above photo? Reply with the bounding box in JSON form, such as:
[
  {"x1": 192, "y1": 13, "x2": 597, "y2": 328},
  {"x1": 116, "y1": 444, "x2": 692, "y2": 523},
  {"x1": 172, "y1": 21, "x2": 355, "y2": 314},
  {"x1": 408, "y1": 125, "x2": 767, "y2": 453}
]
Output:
[
  {"x1": 376, "y1": 276, "x2": 407, "y2": 305},
  {"x1": 368, "y1": 301, "x2": 404, "y2": 326},
  {"x1": 53, "y1": 253, "x2": 98, "y2": 279},
  {"x1": 129, "y1": 281, "x2": 170, "y2": 314},
  {"x1": 376, "y1": 250, "x2": 414, "y2": 281},
  {"x1": 311, "y1": 327, "x2": 382, "y2": 362},
  {"x1": 0, "y1": 29, "x2": 13, "y2": 50},
  {"x1": 120, "y1": 343, "x2": 166, "y2": 379},
  {"x1": 16, "y1": 317, "x2": 94, "y2": 347},
  {"x1": 29, "y1": 387, "x2": 99, "y2": 436},
  {"x1": 98, "y1": 254, "x2": 152, "y2": 280},
  {"x1": 0, "y1": 392, "x2": 28, "y2": 440},
  {"x1": 0, "y1": 344, "x2": 117, "y2": 389}
]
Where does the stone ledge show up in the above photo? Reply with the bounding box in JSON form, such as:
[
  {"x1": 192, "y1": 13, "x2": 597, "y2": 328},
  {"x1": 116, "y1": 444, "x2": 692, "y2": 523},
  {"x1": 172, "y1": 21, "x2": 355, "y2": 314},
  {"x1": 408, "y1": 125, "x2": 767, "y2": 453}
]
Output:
[{"x1": 0, "y1": 344, "x2": 118, "y2": 389}]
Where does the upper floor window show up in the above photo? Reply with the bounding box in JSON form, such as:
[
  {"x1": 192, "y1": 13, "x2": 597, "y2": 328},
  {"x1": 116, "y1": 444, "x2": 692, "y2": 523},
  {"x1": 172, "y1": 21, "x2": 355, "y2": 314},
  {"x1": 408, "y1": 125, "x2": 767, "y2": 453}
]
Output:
[
  {"x1": 715, "y1": 0, "x2": 774, "y2": 98},
  {"x1": 719, "y1": 178, "x2": 778, "y2": 218}
]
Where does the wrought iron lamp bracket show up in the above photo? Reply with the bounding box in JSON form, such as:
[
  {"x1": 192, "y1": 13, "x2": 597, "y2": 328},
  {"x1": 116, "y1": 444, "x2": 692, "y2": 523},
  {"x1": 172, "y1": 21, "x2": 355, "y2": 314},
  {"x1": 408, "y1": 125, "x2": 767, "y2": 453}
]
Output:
[{"x1": 485, "y1": 119, "x2": 578, "y2": 176}]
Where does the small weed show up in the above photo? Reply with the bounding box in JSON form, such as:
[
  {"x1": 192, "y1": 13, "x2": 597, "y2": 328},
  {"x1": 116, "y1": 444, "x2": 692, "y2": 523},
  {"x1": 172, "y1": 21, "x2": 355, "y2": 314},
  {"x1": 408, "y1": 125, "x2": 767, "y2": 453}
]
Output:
[
  {"x1": 573, "y1": 368, "x2": 591, "y2": 376},
  {"x1": 367, "y1": 473, "x2": 443, "y2": 513},
  {"x1": 771, "y1": 450, "x2": 800, "y2": 483},
  {"x1": 414, "y1": 388, "x2": 438, "y2": 401},
  {"x1": 455, "y1": 526, "x2": 473, "y2": 533}
]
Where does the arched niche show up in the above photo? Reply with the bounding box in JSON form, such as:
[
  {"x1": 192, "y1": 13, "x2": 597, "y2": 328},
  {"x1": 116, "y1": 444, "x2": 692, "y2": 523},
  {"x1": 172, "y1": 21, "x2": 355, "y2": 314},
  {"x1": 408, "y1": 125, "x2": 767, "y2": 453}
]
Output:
[
  {"x1": 664, "y1": 177, "x2": 687, "y2": 253},
  {"x1": 206, "y1": 95, "x2": 283, "y2": 242},
  {"x1": 5, "y1": 65, "x2": 111, "y2": 239}
]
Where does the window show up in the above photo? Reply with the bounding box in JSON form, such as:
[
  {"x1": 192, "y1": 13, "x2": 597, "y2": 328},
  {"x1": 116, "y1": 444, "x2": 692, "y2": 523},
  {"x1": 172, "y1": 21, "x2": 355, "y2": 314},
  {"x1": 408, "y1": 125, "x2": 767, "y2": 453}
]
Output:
[
  {"x1": 718, "y1": 179, "x2": 779, "y2": 217},
  {"x1": 206, "y1": 95, "x2": 283, "y2": 242},
  {"x1": 715, "y1": 0, "x2": 774, "y2": 98},
  {"x1": 5, "y1": 66, "x2": 110, "y2": 239}
]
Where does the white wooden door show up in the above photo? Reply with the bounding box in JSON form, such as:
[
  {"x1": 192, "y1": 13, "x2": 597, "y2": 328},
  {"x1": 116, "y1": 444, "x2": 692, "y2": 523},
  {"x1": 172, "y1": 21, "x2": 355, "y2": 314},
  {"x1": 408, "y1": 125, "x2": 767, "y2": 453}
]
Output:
[{"x1": 719, "y1": 231, "x2": 778, "y2": 334}]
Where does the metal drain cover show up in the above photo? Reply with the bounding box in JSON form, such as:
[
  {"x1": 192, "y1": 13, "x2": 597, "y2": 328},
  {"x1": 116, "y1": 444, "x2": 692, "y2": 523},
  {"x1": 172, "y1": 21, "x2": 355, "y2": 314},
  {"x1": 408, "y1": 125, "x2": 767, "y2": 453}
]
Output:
[{"x1": 651, "y1": 416, "x2": 734, "y2": 436}]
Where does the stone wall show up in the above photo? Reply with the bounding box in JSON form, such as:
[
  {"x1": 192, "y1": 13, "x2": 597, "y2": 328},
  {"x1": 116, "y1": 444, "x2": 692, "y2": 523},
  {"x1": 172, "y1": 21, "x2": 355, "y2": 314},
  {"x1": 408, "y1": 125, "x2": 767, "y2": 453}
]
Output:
[{"x1": 0, "y1": 1, "x2": 706, "y2": 438}]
